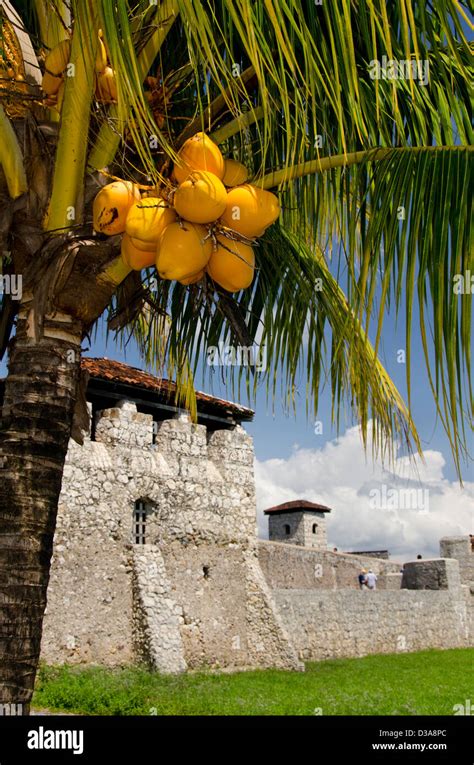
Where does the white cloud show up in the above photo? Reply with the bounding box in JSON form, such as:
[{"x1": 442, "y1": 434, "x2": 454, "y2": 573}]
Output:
[{"x1": 255, "y1": 424, "x2": 473, "y2": 561}]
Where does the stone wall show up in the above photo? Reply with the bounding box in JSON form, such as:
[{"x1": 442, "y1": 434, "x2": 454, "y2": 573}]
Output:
[
  {"x1": 268, "y1": 511, "x2": 303, "y2": 546},
  {"x1": 274, "y1": 587, "x2": 471, "y2": 661},
  {"x1": 41, "y1": 494, "x2": 134, "y2": 666},
  {"x1": 258, "y1": 540, "x2": 401, "y2": 590},
  {"x1": 268, "y1": 510, "x2": 329, "y2": 549},
  {"x1": 158, "y1": 540, "x2": 301, "y2": 670},
  {"x1": 438, "y1": 537, "x2": 474, "y2": 648},
  {"x1": 264, "y1": 543, "x2": 472, "y2": 661},
  {"x1": 40, "y1": 403, "x2": 300, "y2": 671},
  {"x1": 300, "y1": 510, "x2": 328, "y2": 549},
  {"x1": 402, "y1": 558, "x2": 461, "y2": 590},
  {"x1": 131, "y1": 546, "x2": 186, "y2": 673}
]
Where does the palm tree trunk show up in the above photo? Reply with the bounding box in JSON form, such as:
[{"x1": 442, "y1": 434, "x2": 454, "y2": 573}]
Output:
[{"x1": 0, "y1": 295, "x2": 82, "y2": 714}]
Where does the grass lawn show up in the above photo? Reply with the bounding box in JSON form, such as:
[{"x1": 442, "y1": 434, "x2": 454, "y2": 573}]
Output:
[{"x1": 32, "y1": 648, "x2": 473, "y2": 716}]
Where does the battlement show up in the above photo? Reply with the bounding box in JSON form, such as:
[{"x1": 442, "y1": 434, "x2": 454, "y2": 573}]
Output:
[
  {"x1": 401, "y1": 558, "x2": 462, "y2": 591},
  {"x1": 89, "y1": 401, "x2": 254, "y2": 481},
  {"x1": 94, "y1": 400, "x2": 154, "y2": 448},
  {"x1": 61, "y1": 402, "x2": 257, "y2": 547},
  {"x1": 440, "y1": 536, "x2": 473, "y2": 586}
]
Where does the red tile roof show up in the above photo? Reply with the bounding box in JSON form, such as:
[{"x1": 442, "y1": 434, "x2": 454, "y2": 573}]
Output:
[
  {"x1": 264, "y1": 499, "x2": 332, "y2": 515},
  {"x1": 81, "y1": 357, "x2": 254, "y2": 420}
]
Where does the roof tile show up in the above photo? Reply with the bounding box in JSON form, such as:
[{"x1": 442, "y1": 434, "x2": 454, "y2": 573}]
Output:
[
  {"x1": 264, "y1": 499, "x2": 331, "y2": 514},
  {"x1": 82, "y1": 357, "x2": 254, "y2": 419}
]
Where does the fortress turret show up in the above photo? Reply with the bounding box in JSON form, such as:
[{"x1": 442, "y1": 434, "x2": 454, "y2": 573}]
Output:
[{"x1": 264, "y1": 499, "x2": 331, "y2": 550}]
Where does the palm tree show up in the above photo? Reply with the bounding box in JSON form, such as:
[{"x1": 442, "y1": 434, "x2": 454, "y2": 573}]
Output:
[{"x1": 0, "y1": 0, "x2": 471, "y2": 712}]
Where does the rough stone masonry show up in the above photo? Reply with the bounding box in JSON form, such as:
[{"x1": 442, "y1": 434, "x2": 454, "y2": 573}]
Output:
[{"x1": 37, "y1": 359, "x2": 473, "y2": 671}]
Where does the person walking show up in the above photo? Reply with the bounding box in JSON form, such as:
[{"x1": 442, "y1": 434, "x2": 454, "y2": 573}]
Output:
[
  {"x1": 366, "y1": 569, "x2": 377, "y2": 590},
  {"x1": 358, "y1": 569, "x2": 368, "y2": 590}
]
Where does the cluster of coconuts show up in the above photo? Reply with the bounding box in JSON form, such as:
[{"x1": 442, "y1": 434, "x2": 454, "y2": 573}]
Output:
[
  {"x1": 41, "y1": 31, "x2": 116, "y2": 109},
  {"x1": 0, "y1": 19, "x2": 30, "y2": 116},
  {"x1": 92, "y1": 132, "x2": 280, "y2": 292}
]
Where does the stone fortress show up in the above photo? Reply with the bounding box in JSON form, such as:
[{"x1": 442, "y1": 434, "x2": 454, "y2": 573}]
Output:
[{"x1": 11, "y1": 358, "x2": 469, "y2": 673}]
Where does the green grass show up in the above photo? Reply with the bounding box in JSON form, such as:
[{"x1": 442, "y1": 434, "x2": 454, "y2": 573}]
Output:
[{"x1": 32, "y1": 648, "x2": 473, "y2": 716}]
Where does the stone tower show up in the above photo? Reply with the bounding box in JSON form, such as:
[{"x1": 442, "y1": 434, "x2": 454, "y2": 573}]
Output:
[
  {"x1": 264, "y1": 499, "x2": 331, "y2": 550},
  {"x1": 32, "y1": 358, "x2": 302, "y2": 673}
]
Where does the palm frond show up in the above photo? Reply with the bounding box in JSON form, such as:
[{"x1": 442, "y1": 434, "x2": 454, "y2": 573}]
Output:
[
  {"x1": 257, "y1": 145, "x2": 472, "y2": 475},
  {"x1": 43, "y1": 1, "x2": 98, "y2": 231},
  {"x1": 33, "y1": 0, "x2": 69, "y2": 52},
  {"x1": 81, "y1": 2, "x2": 463, "y2": 175},
  {"x1": 87, "y1": 0, "x2": 180, "y2": 173},
  {"x1": 110, "y1": 225, "x2": 422, "y2": 465},
  {"x1": 0, "y1": 103, "x2": 27, "y2": 197}
]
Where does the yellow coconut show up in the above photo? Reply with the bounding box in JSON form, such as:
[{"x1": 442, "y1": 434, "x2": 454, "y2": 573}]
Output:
[
  {"x1": 95, "y1": 37, "x2": 108, "y2": 74},
  {"x1": 42, "y1": 71, "x2": 62, "y2": 96},
  {"x1": 125, "y1": 198, "x2": 177, "y2": 248},
  {"x1": 220, "y1": 184, "x2": 280, "y2": 238},
  {"x1": 45, "y1": 39, "x2": 71, "y2": 75},
  {"x1": 156, "y1": 222, "x2": 212, "y2": 281},
  {"x1": 173, "y1": 171, "x2": 227, "y2": 224},
  {"x1": 179, "y1": 270, "x2": 205, "y2": 286},
  {"x1": 129, "y1": 236, "x2": 156, "y2": 252},
  {"x1": 206, "y1": 237, "x2": 255, "y2": 292},
  {"x1": 121, "y1": 233, "x2": 156, "y2": 270},
  {"x1": 222, "y1": 159, "x2": 248, "y2": 187},
  {"x1": 93, "y1": 181, "x2": 141, "y2": 235},
  {"x1": 96, "y1": 66, "x2": 117, "y2": 102},
  {"x1": 173, "y1": 132, "x2": 224, "y2": 184}
]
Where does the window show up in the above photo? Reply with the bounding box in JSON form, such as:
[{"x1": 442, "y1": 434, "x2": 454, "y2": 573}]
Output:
[
  {"x1": 134, "y1": 501, "x2": 147, "y2": 544},
  {"x1": 284, "y1": 524, "x2": 291, "y2": 535},
  {"x1": 312, "y1": 523, "x2": 318, "y2": 534}
]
